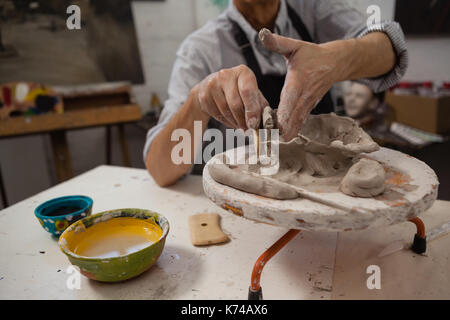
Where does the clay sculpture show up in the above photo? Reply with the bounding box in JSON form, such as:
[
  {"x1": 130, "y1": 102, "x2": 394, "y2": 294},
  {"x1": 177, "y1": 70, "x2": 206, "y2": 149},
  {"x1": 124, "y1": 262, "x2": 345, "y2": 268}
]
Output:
[{"x1": 209, "y1": 107, "x2": 386, "y2": 200}]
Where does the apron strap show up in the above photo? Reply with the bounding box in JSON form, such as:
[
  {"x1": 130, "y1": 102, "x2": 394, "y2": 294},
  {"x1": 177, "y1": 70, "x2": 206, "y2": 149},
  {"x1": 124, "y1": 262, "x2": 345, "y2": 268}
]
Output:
[
  {"x1": 230, "y1": 21, "x2": 263, "y2": 79},
  {"x1": 229, "y1": 2, "x2": 316, "y2": 78},
  {"x1": 286, "y1": 2, "x2": 314, "y2": 43}
]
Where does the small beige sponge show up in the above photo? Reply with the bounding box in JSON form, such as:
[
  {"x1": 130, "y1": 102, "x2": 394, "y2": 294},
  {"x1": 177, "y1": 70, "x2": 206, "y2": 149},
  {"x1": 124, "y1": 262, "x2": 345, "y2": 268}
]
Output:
[{"x1": 189, "y1": 213, "x2": 230, "y2": 246}]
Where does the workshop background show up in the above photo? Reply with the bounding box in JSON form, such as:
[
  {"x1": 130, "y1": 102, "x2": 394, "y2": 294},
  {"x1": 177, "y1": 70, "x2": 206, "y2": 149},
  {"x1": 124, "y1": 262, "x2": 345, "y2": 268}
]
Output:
[{"x1": 1, "y1": 0, "x2": 449, "y2": 208}]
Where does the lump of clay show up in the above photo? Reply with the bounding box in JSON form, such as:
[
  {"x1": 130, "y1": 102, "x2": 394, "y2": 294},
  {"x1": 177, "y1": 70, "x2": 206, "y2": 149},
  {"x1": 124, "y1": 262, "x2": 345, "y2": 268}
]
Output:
[
  {"x1": 298, "y1": 113, "x2": 379, "y2": 157},
  {"x1": 262, "y1": 106, "x2": 277, "y2": 129},
  {"x1": 340, "y1": 158, "x2": 386, "y2": 198},
  {"x1": 208, "y1": 111, "x2": 383, "y2": 200},
  {"x1": 209, "y1": 163, "x2": 298, "y2": 200}
]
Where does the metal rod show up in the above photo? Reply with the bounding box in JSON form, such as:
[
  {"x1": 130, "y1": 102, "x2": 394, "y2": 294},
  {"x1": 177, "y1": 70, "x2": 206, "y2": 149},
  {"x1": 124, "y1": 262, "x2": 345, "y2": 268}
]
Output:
[
  {"x1": 409, "y1": 217, "x2": 426, "y2": 238},
  {"x1": 409, "y1": 217, "x2": 427, "y2": 254},
  {"x1": 250, "y1": 229, "x2": 300, "y2": 292}
]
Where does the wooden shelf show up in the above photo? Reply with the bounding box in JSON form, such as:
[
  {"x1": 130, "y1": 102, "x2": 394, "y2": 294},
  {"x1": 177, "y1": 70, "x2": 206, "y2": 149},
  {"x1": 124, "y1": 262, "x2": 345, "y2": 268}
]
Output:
[{"x1": 0, "y1": 104, "x2": 142, "y2": 138}]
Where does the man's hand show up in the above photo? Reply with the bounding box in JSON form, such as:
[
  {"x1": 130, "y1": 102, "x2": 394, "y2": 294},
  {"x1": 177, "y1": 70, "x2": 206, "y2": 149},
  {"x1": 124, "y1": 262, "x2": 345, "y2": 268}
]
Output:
[
  {"x1": 194, "y1": 64, "x2": 269, "y2": 130},
  {"x1": 259, "y1": 28, "x2": 355, "y2": 141}
]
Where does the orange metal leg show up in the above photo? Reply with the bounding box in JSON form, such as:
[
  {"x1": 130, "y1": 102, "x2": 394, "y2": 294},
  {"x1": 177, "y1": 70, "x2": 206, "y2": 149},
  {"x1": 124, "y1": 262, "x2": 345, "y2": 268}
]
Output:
[
  {"x1": 409, "y1": 217, "x2": 426, "y2": 254},
  {"x1": 249, "y1": 229, "x2": 300, "y2": 300}
]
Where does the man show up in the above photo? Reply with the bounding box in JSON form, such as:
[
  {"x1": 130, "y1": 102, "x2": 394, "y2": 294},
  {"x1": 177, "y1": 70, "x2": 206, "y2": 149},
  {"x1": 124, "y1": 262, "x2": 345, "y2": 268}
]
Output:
[{"x1": 145, "y1": 0, "x2": 408, "y2": 186}]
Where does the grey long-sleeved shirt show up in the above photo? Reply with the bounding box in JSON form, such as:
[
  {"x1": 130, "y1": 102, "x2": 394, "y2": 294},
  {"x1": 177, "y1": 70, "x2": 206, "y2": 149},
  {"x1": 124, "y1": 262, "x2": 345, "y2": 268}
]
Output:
[{"x1": 143, "y1": 0, "x2": 408, "y2": 161}]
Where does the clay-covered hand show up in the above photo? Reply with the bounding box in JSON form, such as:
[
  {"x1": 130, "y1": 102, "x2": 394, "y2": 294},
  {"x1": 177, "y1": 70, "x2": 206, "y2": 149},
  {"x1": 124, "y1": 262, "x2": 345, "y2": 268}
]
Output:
[
  {"x1": 194, "y1": 65, "x2": 269, "y2": 130},
  {"x1": 259, "y1": 28, "x2": 349, "y2": 141}
]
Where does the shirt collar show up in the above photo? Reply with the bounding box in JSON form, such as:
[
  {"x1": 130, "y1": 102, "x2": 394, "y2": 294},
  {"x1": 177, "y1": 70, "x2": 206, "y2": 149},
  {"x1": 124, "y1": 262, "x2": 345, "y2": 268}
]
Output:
[{"x1": 227, "y1": 0, "x2": 289, "y2": 45}]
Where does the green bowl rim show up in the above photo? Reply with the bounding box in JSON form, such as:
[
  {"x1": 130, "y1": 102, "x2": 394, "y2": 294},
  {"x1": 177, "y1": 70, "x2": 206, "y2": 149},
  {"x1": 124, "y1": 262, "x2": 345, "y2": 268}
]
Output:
[{"x1": 58, "y1": 208, "x2": 169, "y2": 262}]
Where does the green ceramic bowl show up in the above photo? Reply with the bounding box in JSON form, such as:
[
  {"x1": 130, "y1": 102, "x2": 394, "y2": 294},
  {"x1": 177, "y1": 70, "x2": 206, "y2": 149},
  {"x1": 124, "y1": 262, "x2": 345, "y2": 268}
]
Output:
[{"x1": 58, "y1": 208, "x2": 169, "y2": 282}]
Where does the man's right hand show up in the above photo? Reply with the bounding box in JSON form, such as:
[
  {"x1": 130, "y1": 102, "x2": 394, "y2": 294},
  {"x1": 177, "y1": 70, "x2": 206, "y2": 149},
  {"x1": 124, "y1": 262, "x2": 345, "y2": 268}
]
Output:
[{"x1": 194, "y1": 64, "x2": 268, "y2": 130}]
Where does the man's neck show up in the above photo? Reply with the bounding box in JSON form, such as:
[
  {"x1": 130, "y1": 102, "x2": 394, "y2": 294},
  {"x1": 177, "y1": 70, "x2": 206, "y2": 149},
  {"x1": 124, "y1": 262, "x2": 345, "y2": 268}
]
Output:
[{"x1": 234, "y1": 0, "x2": 280, "y2": 31}]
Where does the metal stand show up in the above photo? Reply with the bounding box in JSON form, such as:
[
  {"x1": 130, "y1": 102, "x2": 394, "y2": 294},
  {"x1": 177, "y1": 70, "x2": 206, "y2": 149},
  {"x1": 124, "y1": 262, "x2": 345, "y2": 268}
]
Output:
[
  {"x1": 409, "y1": 217, "x2": 426, "y2": 254},
  {"x1": 248, "y1": 217, "x2": 427, "y2": 300},
  {"x1": 248, "y1": 229, "x2": 300, "y2": 300}
]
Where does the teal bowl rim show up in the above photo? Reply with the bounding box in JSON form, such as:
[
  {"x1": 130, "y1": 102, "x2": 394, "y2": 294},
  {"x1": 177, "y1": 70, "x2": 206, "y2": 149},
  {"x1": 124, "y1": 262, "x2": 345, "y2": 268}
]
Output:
[
  {"x1": 58, "y1": 208, "x2": 170, "y2": 262},
  {"x1": 35, "y1": 195, "x2": 93, "y2": 220}
]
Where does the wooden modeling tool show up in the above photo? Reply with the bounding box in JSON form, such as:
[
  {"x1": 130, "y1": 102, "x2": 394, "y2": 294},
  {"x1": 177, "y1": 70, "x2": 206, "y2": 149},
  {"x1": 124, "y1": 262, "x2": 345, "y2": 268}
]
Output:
[
  {"x1": 253, "y1": 129, "x2": 260, "y2": 162},
  {"x1": 261, "y1": 106, "x2": 276, "y2": 161},
  {"x1": 253, "y1": 106, "x2": 275, "y2": 163}
]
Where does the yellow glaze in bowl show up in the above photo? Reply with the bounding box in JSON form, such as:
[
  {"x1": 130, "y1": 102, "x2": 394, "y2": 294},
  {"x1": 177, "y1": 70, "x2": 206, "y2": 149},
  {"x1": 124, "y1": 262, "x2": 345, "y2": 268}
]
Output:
[{"x1": 59, "y1": 209, "x2": 169, "y2": 282}]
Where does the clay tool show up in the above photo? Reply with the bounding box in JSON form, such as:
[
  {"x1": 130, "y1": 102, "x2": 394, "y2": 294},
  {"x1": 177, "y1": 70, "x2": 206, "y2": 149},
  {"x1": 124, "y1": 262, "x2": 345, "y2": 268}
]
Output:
[
  {"x1": 189, "y1": 213, "x2": 229, "y2": 246},
  {"x1": 245, "y1": 170, "x2": 373, "y2": 216},
  {"x1": 260, "y1": 106, "x2": 276, "y2": 161},
  {"x1": 253, "y1": 129, "x2": 260, "y2": 161},
  {"x1": 378, "y1": 221, "x2": 450, "y2": 257}
]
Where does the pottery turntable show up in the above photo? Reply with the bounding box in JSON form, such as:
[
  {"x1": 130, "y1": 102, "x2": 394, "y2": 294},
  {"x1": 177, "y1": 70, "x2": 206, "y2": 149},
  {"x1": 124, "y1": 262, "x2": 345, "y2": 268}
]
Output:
[{"x1": 202, "y1": 113, "x2": 439, "y2": 300}]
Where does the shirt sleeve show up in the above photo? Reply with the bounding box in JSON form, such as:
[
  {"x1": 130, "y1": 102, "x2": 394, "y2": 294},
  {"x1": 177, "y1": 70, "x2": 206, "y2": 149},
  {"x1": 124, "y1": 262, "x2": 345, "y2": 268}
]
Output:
[
  {"x1": 142, "y1": 36, "x2": 212, "y2": 162},
  {"x1": 313, "y1": 0, "x2": 408, "y2": 93}
]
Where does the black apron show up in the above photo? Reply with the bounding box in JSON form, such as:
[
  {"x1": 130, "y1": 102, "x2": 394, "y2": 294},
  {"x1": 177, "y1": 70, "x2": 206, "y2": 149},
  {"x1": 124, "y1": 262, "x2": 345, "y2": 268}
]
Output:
[{"x1": 192, "y1": 3, "x2": 334, "y2": 175}]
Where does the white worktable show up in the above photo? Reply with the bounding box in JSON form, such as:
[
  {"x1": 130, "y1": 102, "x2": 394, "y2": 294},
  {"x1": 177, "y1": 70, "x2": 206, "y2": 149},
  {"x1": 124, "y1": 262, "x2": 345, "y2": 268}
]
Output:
[{"x1": 0, "y1": 165, "x2": 449, "y2": 299}]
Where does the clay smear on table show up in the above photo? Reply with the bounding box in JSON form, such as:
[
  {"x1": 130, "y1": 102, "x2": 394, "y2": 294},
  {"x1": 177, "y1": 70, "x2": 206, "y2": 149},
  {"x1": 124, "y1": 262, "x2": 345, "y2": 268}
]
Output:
[{"x1": 209, "y1": 108, "x2": 386, "y2": 200}]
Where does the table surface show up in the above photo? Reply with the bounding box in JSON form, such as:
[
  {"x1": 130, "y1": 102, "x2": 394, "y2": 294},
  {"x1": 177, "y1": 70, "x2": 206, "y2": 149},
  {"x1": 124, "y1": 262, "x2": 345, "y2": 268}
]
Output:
[{"x1": 1, "y1": 165, "x2": 449, "y2": 300}]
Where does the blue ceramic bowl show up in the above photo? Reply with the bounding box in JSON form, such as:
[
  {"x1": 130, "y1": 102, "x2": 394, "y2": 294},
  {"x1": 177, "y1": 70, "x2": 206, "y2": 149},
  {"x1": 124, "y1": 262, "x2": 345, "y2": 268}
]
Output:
[{"x1": 35, "y1": 195, "x2": 93, "y2": 236}]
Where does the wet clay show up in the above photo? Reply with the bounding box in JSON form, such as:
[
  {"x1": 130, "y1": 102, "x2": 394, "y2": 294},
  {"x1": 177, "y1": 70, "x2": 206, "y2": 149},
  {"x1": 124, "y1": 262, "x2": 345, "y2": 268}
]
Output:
[
  {"x1": 340, "y1": 158, "x2": 386, "y2": 197},
  {"x1": 209, "y1": 108, "x2": 385, "y2": 199}
]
